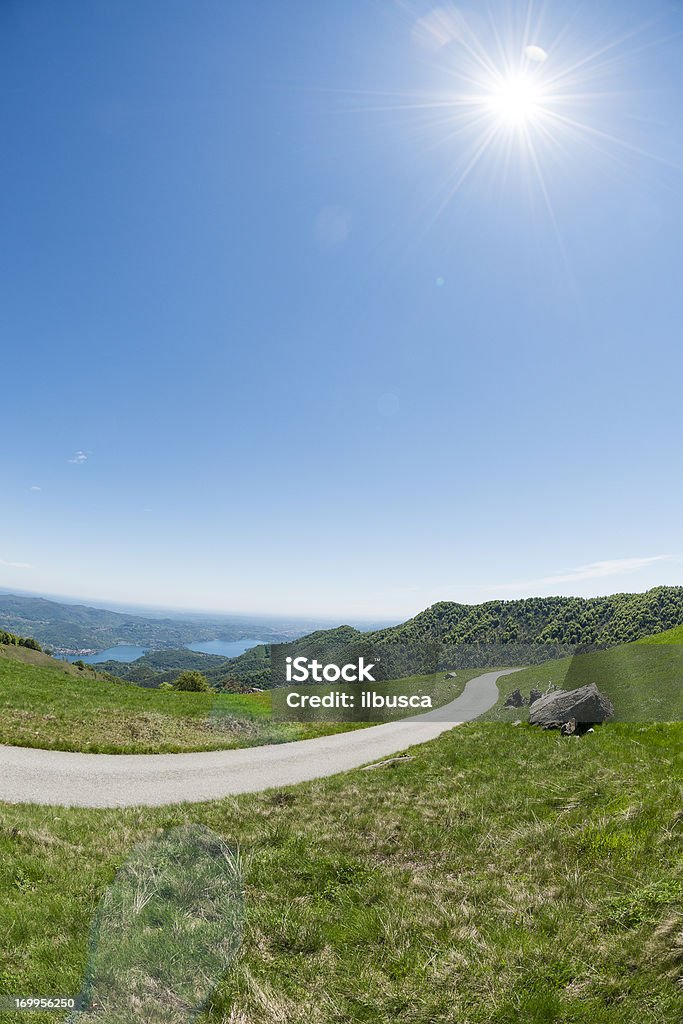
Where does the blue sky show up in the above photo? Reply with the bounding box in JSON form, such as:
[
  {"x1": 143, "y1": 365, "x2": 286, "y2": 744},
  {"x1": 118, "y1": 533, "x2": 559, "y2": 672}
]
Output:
[{"x1": 2, "y1": 0, "x2": 682, "y2": 620}]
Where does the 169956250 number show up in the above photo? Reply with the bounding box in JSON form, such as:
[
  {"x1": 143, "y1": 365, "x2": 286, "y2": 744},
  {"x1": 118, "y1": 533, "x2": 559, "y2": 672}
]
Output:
[{"x1": 0, "y1": 996, "x2": 82, "y2": 1012}]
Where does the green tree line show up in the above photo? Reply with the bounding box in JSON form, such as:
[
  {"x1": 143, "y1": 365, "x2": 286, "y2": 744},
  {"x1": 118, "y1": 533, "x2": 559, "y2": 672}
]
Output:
[{"x1": 0, "y1": 630, "x2": 42, "y2": 651}]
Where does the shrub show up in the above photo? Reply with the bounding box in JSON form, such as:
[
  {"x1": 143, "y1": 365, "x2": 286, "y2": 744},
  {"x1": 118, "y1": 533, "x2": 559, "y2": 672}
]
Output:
[
  {"x1": 20, "y1": 637, "x2": 42, "y2": 652},
  {"x1": 173, "y1": 670, "x2": 211, "y2": 693}
]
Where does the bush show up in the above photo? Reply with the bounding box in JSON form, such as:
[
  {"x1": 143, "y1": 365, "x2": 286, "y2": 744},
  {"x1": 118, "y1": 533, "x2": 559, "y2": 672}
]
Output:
[
  {"x1": 173, "y1": 670, "x2": 211, "y2": 693},
  {"x1": 157, "y1": 682, "x2": 174, "y2": 692},
  {"x1": 20, "y1": 637, "x2": 42, "y2": 651}
]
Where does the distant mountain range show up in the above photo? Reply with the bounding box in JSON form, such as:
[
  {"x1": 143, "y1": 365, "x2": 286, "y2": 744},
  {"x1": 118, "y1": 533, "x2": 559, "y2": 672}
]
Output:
[{"x1": 0, "y1": 593, "x2": 309, "y2": 651}]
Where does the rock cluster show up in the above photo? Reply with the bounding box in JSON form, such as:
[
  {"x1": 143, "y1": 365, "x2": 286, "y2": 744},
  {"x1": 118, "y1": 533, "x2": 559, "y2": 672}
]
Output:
[{"x1": 503, "y1": 688, "x2": 526, "y2": 708}]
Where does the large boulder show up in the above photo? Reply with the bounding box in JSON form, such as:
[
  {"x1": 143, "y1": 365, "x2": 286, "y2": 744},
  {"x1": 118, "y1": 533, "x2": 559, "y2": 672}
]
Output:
[{"x1": 529, "y1": 683, "x2": 614, "y2": 729}]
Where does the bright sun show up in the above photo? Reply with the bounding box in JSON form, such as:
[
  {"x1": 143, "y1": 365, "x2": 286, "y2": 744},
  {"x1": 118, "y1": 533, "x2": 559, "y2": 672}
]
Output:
[
  {"x1": 486, "y1": 72, "x2": 546, "y2": 128},
  {"x1": 368, "y1": 7, "x2": 657, "y2": 226}
]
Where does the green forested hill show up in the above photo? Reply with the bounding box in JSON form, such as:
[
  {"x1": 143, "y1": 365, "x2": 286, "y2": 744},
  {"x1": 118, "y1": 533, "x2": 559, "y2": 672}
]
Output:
[
  {"x1": 221, "y1": 587, "x2": 683, "y2": 688},
  {"x1": 213, "y1": 626, "x2": 364, "y2": 689},
  {"x1": 368, "y1": 586, "x2": 683, "y2": 647},
  {"x1": 98, "y1": 648, "x2": 233, "y2": 687}
]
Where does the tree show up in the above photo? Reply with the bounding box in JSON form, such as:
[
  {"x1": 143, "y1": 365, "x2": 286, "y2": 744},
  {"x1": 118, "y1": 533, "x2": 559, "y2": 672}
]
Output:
[
  {"x1": 173, "y1": 670, "x2": 211, "y2": 693},
  {"x1": 20, "y1": 637, "x2": 42, "y2": 651}
]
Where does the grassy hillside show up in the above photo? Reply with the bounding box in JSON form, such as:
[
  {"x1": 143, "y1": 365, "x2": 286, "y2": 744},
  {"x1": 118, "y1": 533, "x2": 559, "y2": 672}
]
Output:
[
  {"x1": 637, "y1": 624, "x2": 683, "y2": 645},
  {"x1": 478, "y1": 640, "x2": 683, "y2": 723},
  {"x1": 0, "y1": 645, "x2": 480, "y2": 752},
  {"x1": 1, "y1": 642, "x2": 101, "y2": 677},
  {"x1": 3, "y1": 626, "x2": 679, "y2": 752},
  {"x1": 0, "y1": 647, "x2": 354, "y2": 753},
  {"x1": 0, "y1": 722, "x2": 680, "y2": 1023}
]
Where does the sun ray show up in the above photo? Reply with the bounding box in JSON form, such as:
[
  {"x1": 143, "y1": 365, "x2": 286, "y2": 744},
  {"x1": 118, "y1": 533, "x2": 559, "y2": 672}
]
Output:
[{"x1": 316, "y1": 2, "x2": 676, "y2": 242}]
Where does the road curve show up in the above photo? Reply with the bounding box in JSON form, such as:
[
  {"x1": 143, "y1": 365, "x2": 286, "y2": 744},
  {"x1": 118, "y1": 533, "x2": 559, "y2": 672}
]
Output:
[{"x1": 0, "y1": 670, "x2": 519, "y2": 808}]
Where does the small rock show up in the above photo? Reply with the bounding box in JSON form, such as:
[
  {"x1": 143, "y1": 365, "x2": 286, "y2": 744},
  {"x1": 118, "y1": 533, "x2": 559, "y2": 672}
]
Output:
[
  {"x1": 445, "y1": 671, "x2": 458, "y2": 679},
  {"x1": 511, "y1": 720, "x2": 522, "y2": 727},
  {"x1": 503, "y1": 688, "x2": 526, "y2": 708},
  {"x1": 529, "y1": 688, "x2": 542, "y2": 705},
  {"x1": 560, "y1": 718, "x2": 577, "y2": 736}
]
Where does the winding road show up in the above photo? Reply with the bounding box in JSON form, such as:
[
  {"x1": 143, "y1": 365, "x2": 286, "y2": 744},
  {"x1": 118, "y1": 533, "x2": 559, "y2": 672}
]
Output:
[{"x1": 0, "y1": 670, "x2": 519, "y2": 808}]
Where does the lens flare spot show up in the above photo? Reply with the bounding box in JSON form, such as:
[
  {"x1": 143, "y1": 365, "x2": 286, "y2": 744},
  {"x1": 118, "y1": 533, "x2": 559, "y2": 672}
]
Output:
[{"x1": 525, "y1": 44, "x2": 548, "y2": 64}]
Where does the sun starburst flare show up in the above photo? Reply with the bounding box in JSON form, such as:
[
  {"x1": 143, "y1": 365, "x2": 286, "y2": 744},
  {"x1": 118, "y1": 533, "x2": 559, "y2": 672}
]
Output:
[{"x1": 338, "y1": 2, "x2": 672, "y2": 232}]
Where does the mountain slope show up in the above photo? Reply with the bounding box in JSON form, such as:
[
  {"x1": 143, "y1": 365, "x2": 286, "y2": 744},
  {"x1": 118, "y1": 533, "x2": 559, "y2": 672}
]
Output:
[
  {"x1": 0, "y1": 643, "x2": 349, "y2": 753},
  {"x1": 2, "y1": 721, "x2": 681, "y2": 1023},
  {"x1": 0, "y1": 593, "x2": 291, "y2": 651},
  {"x1": 222, "y1": 587, "x2": 683, "y2": 688},
  {"x1": 368, "y1": 586, "x2": 683, "y2": 647}
]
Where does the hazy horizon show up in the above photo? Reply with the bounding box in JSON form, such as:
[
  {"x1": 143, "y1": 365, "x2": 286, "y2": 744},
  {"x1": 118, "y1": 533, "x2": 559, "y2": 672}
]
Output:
[{"x1": 1, "y1": 577, "x2": 681, "y2": 628}]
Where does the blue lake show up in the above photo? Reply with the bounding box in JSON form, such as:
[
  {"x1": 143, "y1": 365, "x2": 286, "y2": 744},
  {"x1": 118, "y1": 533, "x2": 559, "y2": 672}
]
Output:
[
  {"x1": 64, "y1": 644, "x2": 147, "y2": 664},
  {"x1": 64, "y1": 638, "x2": 262, "y2": 664},
  {"x1": 186, "y1": 639, "x2": 262, "y2": 658}
]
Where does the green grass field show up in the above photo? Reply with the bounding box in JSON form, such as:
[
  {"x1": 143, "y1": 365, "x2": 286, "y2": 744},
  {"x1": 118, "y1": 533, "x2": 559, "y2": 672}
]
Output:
[
  {"x1": 0, "y1": 645, "x2": 481, "y2": 753},
  {"x1": 0, "y1": 648, "x2": 349, "y2": 753},
  {"x1": 0, "y1": 721, "x2": 680, "y2": 1023}
]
